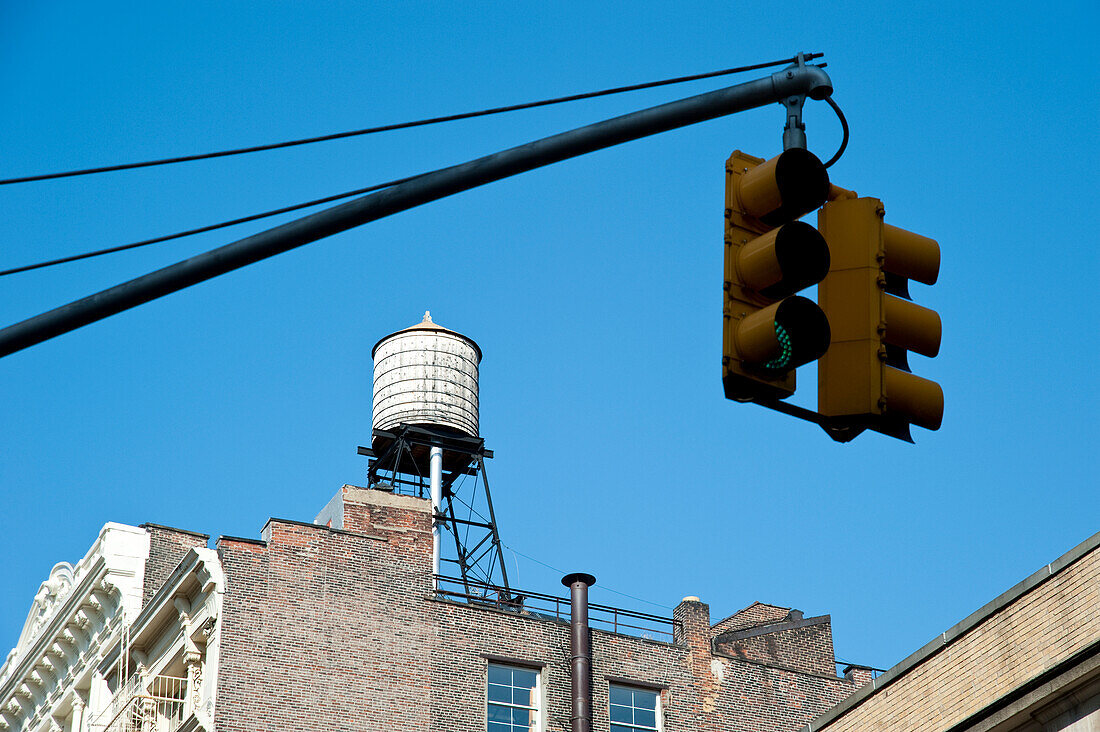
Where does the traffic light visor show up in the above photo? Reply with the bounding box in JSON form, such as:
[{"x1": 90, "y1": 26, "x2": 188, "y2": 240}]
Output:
[
  {"x1": 883, "y1": 367, "x2": 944, "y2": 431},
  {"x1": 884, "y1": 224, "x2": 940, "y2": 285},
  {"x1": 884, "y1": 295, "x2": 942, "y2": 358},
  {"x1": 735, "y1": 149, "x2": 830, "y2": 227},
  {"x1": 734, "y1": 296, "x2": 830, "y2": 372},
  {"x1": 737, "y1": 222, "x2": 830, "y2": 300}
]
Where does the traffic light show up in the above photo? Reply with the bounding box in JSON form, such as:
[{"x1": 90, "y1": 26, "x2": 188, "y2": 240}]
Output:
[
  {"x1": 723, "y1": 149, "x2": 832, "y2": 403},
  {"x1": 816, "y1": 197, "x2": 942, "y2": 442}
]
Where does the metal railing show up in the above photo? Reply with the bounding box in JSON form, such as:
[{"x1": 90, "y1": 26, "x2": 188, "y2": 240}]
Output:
[
  {"x1": 93, "y1": 675, "x2": 188, "y2": 732},
  {"x1": 434, "y1": 575, "x2": 681, "y2": 643}
]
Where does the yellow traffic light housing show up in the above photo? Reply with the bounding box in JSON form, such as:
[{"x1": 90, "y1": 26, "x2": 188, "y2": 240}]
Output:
[
  {"x1": 817, "y1": 197, "x2": 943, "y2": 442},
  {"x1": 724, "y1": 149, "x2": 832, "y2": 402}
]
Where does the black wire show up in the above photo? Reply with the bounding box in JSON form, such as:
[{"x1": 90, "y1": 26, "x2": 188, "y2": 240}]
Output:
[
  {"x1": 0, "y1": 173, "x2": 423, "y2": 277},
  {"x1": 3, "y1": 54, "x2": 831, "y2": 277},
  {"x1": 0, "y1": 54, "x2": 822, "y2": 186},
  {"x1": 822, "y1": 95, "x2": 849, "y2": 168}
]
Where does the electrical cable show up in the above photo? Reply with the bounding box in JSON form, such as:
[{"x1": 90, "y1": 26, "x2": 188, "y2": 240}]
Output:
[
  {"x1": 2, "y1": 54, "x2": 833, "y2": 278},
  {"x1": 0, "y1": 173, "x2": 424, "y2": 277},
  {"x1": 822, "y1": 95, "x2": 849, "y2": 169},
  {"x1": 0, "y1": 54, "x2": 822, "y2": 186},
  {"x1": 502, "y1": 542, "x2": 673, "y2": 611}
]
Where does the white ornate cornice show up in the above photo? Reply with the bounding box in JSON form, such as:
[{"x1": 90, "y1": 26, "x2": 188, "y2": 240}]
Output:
[
  {"x1": 0, "y1": 523, "x2": 150, "y2": 731},
  {"x1": 14, "y1": 563, "x2": 76, "y2": 659}
]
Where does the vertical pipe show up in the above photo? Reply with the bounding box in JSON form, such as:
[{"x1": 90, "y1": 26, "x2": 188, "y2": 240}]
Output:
[
  {"x1": 430, "y1": 446, "x2": 443, "y2": 588},
  {"x1": 562, "y1": 572, "x2": 596, "y2": 732}
]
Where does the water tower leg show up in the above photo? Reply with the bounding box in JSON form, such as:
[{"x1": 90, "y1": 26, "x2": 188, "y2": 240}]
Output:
[
  {"x1": 478, "y1": 456, "x2": 511, "y2": 596},
  {"x1": 430, "y1": 446, "x2": 443, "y2": 588}
]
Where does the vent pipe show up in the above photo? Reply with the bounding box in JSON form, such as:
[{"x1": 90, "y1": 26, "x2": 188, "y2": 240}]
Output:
[
  {"x1": 430, "y1": 446, "x2": 443, "y2": 587},
  {"x1": 562, "y1": 572, "x2": 596, "y2": 732}
]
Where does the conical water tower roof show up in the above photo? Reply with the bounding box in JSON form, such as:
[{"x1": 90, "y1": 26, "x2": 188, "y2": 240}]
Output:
[{"x1": 371, "y1": 311, "x2": 482, "y2": 361}]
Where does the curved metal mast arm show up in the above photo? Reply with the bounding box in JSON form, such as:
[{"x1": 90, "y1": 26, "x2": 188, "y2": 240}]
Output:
[{"x1": 0, "y1": 62, "x2": 832, "y2": 358}]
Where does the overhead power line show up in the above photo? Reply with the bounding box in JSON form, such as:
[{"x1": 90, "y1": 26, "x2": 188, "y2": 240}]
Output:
[
  {"x1": 3, "y1": 66, "x2": 845, "y2": 281},
  {"x1": 0, "y1": 54, "x2": 822, "y2": 186},
  {"x1": 0, "y1": 173, "x2": 423, "y2": 277},
  {"x1": 1, "y1": 54, "x2": 830, "y2": 279},
  {"x1": 503, "y1": 542, "x2": 673, "y2": 610}
]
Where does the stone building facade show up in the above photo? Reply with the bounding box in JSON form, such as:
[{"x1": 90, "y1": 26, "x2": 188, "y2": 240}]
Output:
[
  {"x1": 2, "y1": 485, "x2": 870, "y2": 732},
  {"x1": 0, "y1": 523, "x2": 213, "y2": 732}
]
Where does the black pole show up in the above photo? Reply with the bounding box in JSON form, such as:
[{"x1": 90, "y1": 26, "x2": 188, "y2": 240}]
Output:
[
  {"x1": 0, "y1": 64, "x2": 831, "y2": 359},
  {"x1": 562, "y1": 572, "x2": 597, "y2": 732}
]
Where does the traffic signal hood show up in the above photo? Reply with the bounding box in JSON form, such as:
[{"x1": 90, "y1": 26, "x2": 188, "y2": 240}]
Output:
[
  {"x1": 817, "y1": 197, "x2": 943, "y2": 442},
  {"x1": 723, "y1": 149, "x2": 832, "y2": 403}
]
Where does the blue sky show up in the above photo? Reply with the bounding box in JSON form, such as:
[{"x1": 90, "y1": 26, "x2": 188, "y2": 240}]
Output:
[{"x1": 2, "y1": 1, "x2": 1097, "y2": 673}]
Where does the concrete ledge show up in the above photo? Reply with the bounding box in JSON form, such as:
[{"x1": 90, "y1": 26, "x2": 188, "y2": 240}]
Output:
[
  {"x1": 140, "y1": 523, "x2": 210, "y2": 541},
  {"x1": 344, "y1": 486, "x2": 430, "y2": 512},
  {"x1": 261, "y1": 516, "x2": 388, "y2": 543}
]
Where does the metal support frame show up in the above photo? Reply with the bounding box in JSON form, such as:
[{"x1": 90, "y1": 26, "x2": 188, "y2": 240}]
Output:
[
  {"x1": 781, "y1": 53, "x2": 811, "y2": 151},
  {"x1": 358, "y1": 424, "x2": 513, "y2": 599}
]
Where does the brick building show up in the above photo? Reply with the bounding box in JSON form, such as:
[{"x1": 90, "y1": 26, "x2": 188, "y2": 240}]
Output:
[
  {"x1": 801, "y1": 529, "x2": 1100, "y2": 732},
  {"x1": 0, "y1": 484, "x2": 869, "y2": 732}
]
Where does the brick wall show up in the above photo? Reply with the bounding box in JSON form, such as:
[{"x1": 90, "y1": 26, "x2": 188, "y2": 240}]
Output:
[
  {"x1": 214, "y1": 509, "x2": 433, "y2": 732},
  {"x1": 712, "y1": 602, "x2": 795, "y2": 634},
  {"x1": 708, "y1": 655, "x2": 860, "y2": 732},
  {"x1": 140, "y1": 523, "x2": 209, "y2": 607},
  {"x1": 675, "y1": 601, "x2": 858, "y2": 732},
  {"x1": 212, "y1": 487, "x2": 863, "y2": 732}
]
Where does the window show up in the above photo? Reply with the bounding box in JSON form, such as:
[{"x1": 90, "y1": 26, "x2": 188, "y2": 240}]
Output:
[
  {"x1": 610, "y1": 685, "x2": 660, "y2": 732},
  {"x1": 487, "y1": 663, "x2": 540, "y2": 732}
]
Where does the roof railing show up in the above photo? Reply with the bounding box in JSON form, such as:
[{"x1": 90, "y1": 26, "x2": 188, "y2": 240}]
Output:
[{"x1": 433, "y1": 575, "x2": 680, "y2": 643}]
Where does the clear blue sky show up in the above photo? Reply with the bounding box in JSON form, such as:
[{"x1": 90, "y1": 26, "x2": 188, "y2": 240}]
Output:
[{"x1": 2, "y1": 1, "x2": 1097, "y2": 673}]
